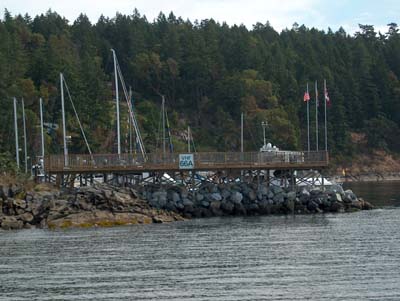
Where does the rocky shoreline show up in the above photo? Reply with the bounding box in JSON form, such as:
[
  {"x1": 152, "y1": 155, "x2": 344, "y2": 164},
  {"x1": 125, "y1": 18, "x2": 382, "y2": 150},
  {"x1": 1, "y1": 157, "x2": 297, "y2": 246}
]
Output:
[{"x1": 0, "y1": 182, "x2": 374, "y2": 231}]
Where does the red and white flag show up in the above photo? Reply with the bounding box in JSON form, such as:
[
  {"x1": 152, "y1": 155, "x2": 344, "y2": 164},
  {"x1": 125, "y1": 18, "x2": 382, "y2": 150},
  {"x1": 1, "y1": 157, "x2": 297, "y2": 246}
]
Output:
[
  {"x1": 303, "y1": 91, "x2": 310, "y2": 102},
  {"x1": 325, "y1": 86, "x2": 331, "y2": 106}
]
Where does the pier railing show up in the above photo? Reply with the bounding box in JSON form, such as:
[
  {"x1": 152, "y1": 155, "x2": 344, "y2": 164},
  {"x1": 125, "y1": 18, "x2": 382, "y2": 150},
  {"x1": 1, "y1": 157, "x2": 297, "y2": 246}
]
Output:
[{"x1": 44, "y1": 151, "x2": 329, "y2": 173}]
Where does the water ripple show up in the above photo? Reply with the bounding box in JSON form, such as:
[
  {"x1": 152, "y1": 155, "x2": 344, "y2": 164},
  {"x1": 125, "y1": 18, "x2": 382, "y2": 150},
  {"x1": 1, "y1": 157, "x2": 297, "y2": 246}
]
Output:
[{"x1": 1, "y1": 209, "x2": 400, "y2": 300}]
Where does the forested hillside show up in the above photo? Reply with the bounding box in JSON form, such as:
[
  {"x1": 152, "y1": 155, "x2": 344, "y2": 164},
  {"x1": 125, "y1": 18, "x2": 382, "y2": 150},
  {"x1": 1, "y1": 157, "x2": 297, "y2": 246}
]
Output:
[{"x1": 1, "y1": 9, "x2": 400, "y2": 171}]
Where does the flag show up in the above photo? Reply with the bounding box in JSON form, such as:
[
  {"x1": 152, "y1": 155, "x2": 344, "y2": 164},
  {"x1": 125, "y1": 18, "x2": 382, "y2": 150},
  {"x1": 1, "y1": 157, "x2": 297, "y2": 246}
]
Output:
[
  {"x1": 303, "y1": 91, "x2": 310, "y2": 102},
  {"x1": 325, "y1": 86, "x2": 331, "y2": 106}
]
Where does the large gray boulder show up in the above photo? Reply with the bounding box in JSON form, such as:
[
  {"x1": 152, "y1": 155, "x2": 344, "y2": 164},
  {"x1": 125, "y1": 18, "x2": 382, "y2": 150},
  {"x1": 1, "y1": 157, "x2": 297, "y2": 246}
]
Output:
[
  {"x1": 183, "y1": 198, "x2": 194, "y2": 207},
  {"x1": 209, "y1": 201, "x2": 222, "y2": 216},
  {"x1": 201, "y1": 200, "x2": 210, "y2": 208},
  {"x1": 270, "y1": 185, "x2": 283, "y2": 195},
  {"x1": 273, "y1": 193, "x2": 285, "y2": 204},
  {"x1": 221, "y1": 189, "x2": 231, "y2": 200},
  {"x1": 307, "y1": 200, "x2": 319, "y2": 212},
  {"x1": 267, "y1": 190, "x2": 275, "y2": 199},
  {"x1": 258, "y1": 185, "x2": 269, "y2": 196},
  {"x1": 210, "y1": 193, "x2": 222, "y2": 202},
  {"x1": 286, "y1": 191, "x2": 297, "y2": 202},
  {"x1": 171, "y1": 192, "x2": 181, "y2": 203},
  {"x1": 221, "y1": 201, "x2": 234, "y2": 214},
  {"x1": 179, "y1": 187, "x2": 189, "y2": 199},
  {"x1": 209, "y1": 201, "x2": 221, "y2": 211},
  {"x1": 102, "y1": 189, "x2": 113, "y2": 200},
  {"x1": 310, "y1": 188, "x2": 322, "y2": 196},
  {"x1": 1, "y1": 216, "x2": 24, "y2": 230},
  {"x1": 230, "y1": 191, "x2": 243, "y2": 204},
  {"x1": 344, "y1": 190, "x2": 357, "y2": 203},
  {"x1": 258, "y1": 199, "x2": 270, "y2": 214},
  {"x1": 331, "y1": 193, "x2": 343, "y2": 203},
  {"x1": 234, "y1": 203, "x2": 247, "y2": 215},
  {"x1": 152, "y1": 191, "x2": 168, "y2": 202},
  {"x1": 247, "y1": 203, "x2": 259, "y2": 213},
  {"x1": 247, "y1": 190, "x2": 257, "y2": 201},
  {"x1": 299, "y1": 189, "x2": 311, "y2": 204},
  {"x1": 196, "y1": 193, "x2": 205, "y2": 202},
  {"x1": 175, "y1": 201, "x2": 185, "y2": 210},
  {"x1": 13, "y1": 199, "x2": 27, "y2": 209},
  {"x1": 0, "y1": 185, "x2": 7, "y2": 200},
  {"x1": 18, "y1": 212, "x2": 34, "y2": 223},
  {"x1": 326, "y1": 184, "x2": 345, "y2": 195},
  {"x1": 330, "y1": 201, "x2": 345, "y2": 213}
]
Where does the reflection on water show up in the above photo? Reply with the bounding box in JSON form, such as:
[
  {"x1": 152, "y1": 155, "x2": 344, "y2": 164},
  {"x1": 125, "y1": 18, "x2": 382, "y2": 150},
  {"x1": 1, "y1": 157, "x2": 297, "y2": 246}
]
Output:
[
  {"x1": 1, "y1": 182, "x2": 400, "y2": 300},
  {"x1": 344, "y1": 181, "x2": 400, "y2": 207}
]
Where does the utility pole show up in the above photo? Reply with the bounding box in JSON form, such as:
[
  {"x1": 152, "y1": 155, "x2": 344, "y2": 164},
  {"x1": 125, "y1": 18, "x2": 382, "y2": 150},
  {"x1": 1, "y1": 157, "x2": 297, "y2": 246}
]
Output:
[
  {"x1": 111, "y1": 49, "x2": 121, "y2": 155},
  {"x1": 13, "y1": 97, "x2": 20, "y2": 170},
  {"x1": 60, "y1": 73, "x2": 68, "y2": 167},
  {"x1": 22, "y1": 98, "x2": 28, "y2": 173}
]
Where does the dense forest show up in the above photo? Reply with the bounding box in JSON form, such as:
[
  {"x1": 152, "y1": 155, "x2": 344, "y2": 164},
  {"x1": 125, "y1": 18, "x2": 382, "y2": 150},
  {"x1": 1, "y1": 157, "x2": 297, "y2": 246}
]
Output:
[{"x1": 1, "y1": 9, "x2": 400, "y2": 172}]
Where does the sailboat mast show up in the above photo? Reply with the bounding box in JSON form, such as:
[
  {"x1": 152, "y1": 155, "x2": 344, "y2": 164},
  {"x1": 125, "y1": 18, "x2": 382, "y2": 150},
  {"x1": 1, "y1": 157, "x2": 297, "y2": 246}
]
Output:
[
  {"x1": 60, "y1": 73, "x2": 68, "y2": 167},
  {"x1": 315, "y1": 80, "x2": 319, "y2": 151},
  {"x1": 22, "y1": 98, "x2": 28, "y2": 173},
  {"x1": 188, "y1": 126, "x2": 191, "y2": 153},
  {"x1": 40, "y1": 98, "x2": 45, "y2": 171},
  {"x1": 13, "y1": 97, "x2": 20, "y2": 170},
  {"x1": 306, "y1": 83, "x2": 310, "y2": 152},
  {"x1": 129, "y1": 87, "x2": 133, "y2": 154},
  {"x1": 162, "y1": 95, "x2": 166, "y2": 157},
  {"x1": 324, "y1": 79, "x2": 328, "y2": 152},
  {"x1": 111, "y1": 49, "x2": 121, "y2": 155},
  {"x1": 241, "y1": 113, "x2": 244, "y2": 153}
]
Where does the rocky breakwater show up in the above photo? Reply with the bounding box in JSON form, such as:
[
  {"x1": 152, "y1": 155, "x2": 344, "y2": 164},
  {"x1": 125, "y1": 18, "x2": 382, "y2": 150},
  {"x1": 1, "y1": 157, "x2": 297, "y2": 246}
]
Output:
[
  {"x1": 0, "y1": 183, "x2": 184, "y2": 230},
  {"x1": 142, "y1": 182, "x2": 374, "y2": 218}
]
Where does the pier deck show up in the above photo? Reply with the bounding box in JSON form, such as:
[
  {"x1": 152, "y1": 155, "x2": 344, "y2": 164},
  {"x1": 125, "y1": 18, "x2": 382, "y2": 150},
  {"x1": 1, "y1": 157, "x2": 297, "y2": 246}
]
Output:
[{"x1": 44, "y1": 151, "x2": 329, "y2": 174}]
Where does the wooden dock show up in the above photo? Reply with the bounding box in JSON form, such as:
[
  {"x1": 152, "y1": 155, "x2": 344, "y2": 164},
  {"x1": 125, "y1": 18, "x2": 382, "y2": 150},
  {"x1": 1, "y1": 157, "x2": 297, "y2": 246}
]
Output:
[{"x1": 44, "y1": 151, "x2": 329, "y2": 174}]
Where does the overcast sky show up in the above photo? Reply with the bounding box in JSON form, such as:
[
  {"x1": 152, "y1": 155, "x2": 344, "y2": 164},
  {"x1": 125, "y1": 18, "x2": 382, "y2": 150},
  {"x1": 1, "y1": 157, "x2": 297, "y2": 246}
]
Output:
[{"x1": 2, "y1": 0, "x2": 399, "y2": 34}]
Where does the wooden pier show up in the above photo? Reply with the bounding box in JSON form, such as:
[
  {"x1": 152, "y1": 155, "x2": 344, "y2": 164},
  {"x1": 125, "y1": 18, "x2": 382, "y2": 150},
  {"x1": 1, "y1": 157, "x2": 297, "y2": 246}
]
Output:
[{"x1": 44, "y1": 151, "x2": 329, "y2": 174}]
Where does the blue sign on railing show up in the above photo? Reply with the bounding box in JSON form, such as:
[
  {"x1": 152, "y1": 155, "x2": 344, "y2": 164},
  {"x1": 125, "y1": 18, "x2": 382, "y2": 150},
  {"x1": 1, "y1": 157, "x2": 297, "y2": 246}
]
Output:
[{"x1": 179, "y1": 154, "x2": 194, "y2": 169}]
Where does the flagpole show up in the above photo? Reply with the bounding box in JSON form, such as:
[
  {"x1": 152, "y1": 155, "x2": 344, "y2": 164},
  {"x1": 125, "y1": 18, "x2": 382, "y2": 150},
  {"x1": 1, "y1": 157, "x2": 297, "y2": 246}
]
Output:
[
  {"x1": 315, "y1": 80, "x2": 318, "y2": 151},
  {"x1": 324, "y1": 79, "x2": 328, "y2": 152},
  {"x1": 306, "y1": 83, "x2": 310, "y2": 152}
]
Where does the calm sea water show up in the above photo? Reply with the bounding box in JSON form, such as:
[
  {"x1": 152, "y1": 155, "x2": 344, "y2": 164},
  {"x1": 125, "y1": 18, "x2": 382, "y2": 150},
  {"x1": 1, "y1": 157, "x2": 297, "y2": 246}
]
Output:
[{"x1": 1, "y1": 182, "x2": 400, "y2": 301}]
